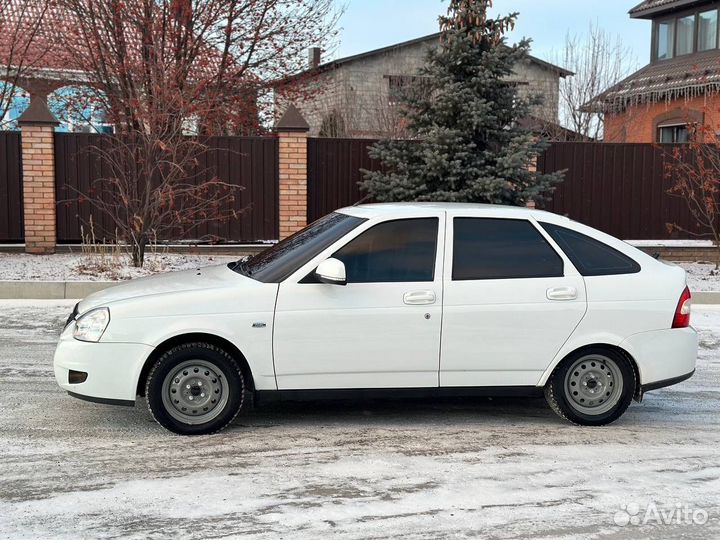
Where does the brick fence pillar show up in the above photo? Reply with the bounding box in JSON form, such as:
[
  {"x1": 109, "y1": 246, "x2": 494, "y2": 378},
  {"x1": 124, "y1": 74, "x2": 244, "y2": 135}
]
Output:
[
  {"x1": 18, "y1": 98, "x2": 60, "y2": 254},
  {"x1": 275, "y1": 105, "x2": 310, "y2": 239}
]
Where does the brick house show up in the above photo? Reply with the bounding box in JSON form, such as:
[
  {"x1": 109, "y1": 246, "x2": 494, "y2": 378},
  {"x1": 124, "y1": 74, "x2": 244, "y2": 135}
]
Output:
[
  {"x1": 275, "y1": 33, "x2": 572, "y2": 139},
  {"x1": 593, "y1": 0, "x2": 720, "y2": 142}
]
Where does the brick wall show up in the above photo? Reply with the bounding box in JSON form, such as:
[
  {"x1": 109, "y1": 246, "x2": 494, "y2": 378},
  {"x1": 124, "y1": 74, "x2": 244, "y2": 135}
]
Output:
[
  {"x1": 20, "y1": 125, "x2": 56, "y2": 254},
  {"x1": 604, "y1": 95, "x2": 720, "y2": 143},
  {"x1": 278, "y1": 131, "x2": 308, "y2": 238}
]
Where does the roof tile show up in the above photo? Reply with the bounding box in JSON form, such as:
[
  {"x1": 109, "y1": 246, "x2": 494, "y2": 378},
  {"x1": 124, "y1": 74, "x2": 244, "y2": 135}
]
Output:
[
  {"x1": 589, "y1": 50, "x2": 720, "y2": 111},
  {"x1": 629, "y1": 0, "x2": 708, "y2": 17}
]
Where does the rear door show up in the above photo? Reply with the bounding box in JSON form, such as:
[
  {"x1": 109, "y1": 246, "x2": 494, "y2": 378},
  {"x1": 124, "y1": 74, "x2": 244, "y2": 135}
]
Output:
[{"x1": 440, "y1": 213, "x2": 587, "y2": 387}]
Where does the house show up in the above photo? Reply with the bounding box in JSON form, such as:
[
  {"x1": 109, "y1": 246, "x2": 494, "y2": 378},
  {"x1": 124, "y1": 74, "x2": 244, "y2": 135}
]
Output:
[
  {"x1": 275, "y1": 33, "x2": 572, "y2": 139},
  {"x1": 592, "y1": 0, "x2": 720, "y2": 143}
]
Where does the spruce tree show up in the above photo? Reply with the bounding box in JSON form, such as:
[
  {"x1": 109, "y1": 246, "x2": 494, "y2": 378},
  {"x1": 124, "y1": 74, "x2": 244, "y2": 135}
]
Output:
[{"x1": 361, "y1": 0, "x2": 563, "y2": 204}]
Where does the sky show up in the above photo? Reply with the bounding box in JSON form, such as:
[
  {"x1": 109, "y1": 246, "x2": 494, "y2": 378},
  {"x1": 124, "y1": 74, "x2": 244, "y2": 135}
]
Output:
[{"x1": 335, "y1": 0, "x2": 651, "y2": 70}]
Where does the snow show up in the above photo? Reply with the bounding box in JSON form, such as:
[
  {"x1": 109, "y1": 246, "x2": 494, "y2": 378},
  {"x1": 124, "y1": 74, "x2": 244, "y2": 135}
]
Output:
[
  {"x1": 680, "y1": 262, "x2": 720, "y2": 292},
  {"x1": 0, "y1": 252, "x2": 239, "y2": 281},
  {"x1": 0, "y1": 301, "x2": 718, "y2": 539}
]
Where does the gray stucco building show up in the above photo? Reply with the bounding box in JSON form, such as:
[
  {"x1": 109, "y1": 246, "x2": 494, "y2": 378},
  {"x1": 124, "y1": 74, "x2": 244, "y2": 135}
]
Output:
[{"x1": 276, "y1": 33, "x2": 572, "y2": 138}]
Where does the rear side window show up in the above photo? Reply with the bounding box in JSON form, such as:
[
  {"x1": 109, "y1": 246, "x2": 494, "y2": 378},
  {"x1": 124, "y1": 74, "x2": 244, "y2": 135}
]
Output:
[
  {"x1": 333, "y1": 218, "x2": 438, "y2": 283},
  {"x1": 452, "y1": 218, "x2": 563, "y2": 280},
  {"x1": 539, "y1": 222, "x2": 641, "y2": 276}
]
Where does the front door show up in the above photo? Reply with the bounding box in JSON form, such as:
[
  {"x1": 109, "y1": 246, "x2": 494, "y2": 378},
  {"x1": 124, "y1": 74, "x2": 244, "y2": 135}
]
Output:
[
  {"x1": 273, "y1": 215, "x2": 445, "y2": 389},
  {"x1": 440, "y1": 216, "x2": 587, "y2": 387}
]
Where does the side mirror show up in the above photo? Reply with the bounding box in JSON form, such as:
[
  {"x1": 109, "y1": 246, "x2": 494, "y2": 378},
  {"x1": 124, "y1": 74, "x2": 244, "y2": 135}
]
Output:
[{"x1": 315, "y1": 258, "x2": 346, "y2": 286}]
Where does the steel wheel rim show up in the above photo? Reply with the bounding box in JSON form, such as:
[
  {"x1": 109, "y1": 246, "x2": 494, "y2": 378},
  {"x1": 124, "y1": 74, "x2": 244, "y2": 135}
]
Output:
[
  {"x1": 564, "y1": 354, "x2": 623, "y2": 416},
  {"x1": 161, "y1": 359, "x2": 229, "y2": 425}
]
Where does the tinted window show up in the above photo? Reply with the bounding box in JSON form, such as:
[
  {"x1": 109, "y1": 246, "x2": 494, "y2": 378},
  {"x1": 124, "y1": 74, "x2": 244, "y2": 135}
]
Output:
[
  {"x1": 332, "y1": 218, "x2": 438, "y2": 283},
  {"x1": 239, "y1": 212, "x2": 365, "y2": 283},
  {"x1": 540, "y1": 222, "x2": 641, "y2": 277},
  {"x1": 656, "y1": 20, "x2": 675, "y2": 60},
  {"x1": 452, "y1": 218, "x2": 563, "y2": 280}
]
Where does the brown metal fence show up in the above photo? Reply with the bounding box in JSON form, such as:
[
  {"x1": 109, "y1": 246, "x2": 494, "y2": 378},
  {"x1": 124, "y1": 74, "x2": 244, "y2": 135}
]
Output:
[
  {"x1": 537, "y1": 143, "x2": 703, "y2": 239},
  {"x1": 0, "y1": 135, "x2": 709, "y2": 245},
  {"x1": 54, "y1": 133, "x2": 279, "y2": 243},
  {"x1": 307, "y1": 138, "x2": 382, "y2": 222},
  {"x1": 308, "y1": 139, "x2": 705, "y2": 240},
  {"x1": 0, "y1": 132, "x2": 23, "y2": 242}
]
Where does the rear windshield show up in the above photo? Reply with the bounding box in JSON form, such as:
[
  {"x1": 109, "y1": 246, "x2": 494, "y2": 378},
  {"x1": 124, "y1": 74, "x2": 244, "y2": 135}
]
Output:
[{"x1": 540, "y1": 222, "x2": 641, "y2": 276}]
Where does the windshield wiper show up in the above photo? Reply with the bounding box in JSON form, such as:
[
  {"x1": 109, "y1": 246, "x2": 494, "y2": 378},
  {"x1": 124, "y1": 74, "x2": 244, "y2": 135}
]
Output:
[{"x1": 229, "y1": 256, "x2": 253, "y2": 276}]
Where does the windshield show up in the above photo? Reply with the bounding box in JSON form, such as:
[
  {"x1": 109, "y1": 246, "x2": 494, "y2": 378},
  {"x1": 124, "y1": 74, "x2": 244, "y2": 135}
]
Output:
[{"x1": 230, "y1": 212, "x2": 366, "y2": 283}]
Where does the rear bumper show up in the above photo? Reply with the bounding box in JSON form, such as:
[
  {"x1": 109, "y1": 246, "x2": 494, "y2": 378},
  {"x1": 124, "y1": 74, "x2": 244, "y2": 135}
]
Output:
[
  {"x1": 619, "y1": 326, "x2": 698, "y2": 389},
  {"x1": 641, "y1": 369, "x2": 695, "y2": 393},
  {"x1": 54, "y1": 333, "x2": 152, "y2": 404}
]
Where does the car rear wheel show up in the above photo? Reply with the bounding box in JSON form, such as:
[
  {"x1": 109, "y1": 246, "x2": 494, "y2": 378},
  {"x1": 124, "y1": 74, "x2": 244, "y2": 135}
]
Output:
[
  {"x1": 544, "y1": 348, "x2": 635, "y2": 426},
  {"x1": 146, "y1": 342, "x2": 246, "y2": 435}
]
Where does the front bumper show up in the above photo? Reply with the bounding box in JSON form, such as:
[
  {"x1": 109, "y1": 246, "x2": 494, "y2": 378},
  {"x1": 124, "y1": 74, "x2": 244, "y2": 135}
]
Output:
[
  {"x1": 54, "y1": 332, "x2": 153, "y2": 404},
  {"x1": 619, "y1": 326, "x2": 698, "y2": 391}
]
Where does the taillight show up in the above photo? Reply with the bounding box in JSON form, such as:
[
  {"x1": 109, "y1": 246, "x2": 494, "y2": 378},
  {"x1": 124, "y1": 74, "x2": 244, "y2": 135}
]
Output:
[{"x1": 672, "y1": 286, "x2": 692, "y2": 328}]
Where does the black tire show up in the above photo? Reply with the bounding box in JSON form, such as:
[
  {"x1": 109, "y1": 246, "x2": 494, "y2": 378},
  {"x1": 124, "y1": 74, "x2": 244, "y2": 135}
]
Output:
[
  {"x1": 544, "y1": 347, "x2": 636, "y2": 426},
  {"x1": 146, "y1": 342, "x2": 246, "y2": 435}
]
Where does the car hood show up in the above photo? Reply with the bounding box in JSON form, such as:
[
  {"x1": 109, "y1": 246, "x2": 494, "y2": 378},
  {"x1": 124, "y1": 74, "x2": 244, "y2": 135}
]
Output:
[{"x1": 78, "y1": 264, "x2": 250, "y2": 313}]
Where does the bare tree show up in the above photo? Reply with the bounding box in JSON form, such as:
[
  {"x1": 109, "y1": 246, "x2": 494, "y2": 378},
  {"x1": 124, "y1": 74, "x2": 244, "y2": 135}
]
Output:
[
  {"x1": 664, "y1": 121, "x2": 720, "y2": 268},
  {"x1": 71, "y1": 108, "x2": 242, "y2": 267},
  {"x1": 48, "y1": 0, "x2": 339, "y2": 266},
  {"x1": 550, "y1": 24, "x2": 636, "y2": 141},
  {"x1": 0, "y1": 0, "x2": 51, "y2": 127},
  {"x1": 58, "y1": 0, "x2": 341, "y2": 134}
]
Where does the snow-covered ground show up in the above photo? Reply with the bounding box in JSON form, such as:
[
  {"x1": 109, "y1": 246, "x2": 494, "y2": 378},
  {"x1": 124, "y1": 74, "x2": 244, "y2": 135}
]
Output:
[
  {"x1": 682, "y1": 262, "x2": 720, "y2": 292},
  {"x1": 0, "y1": 300, "x2": 718, "y2": 539},
  {"x1": 0, "y1": 252, "x2": 239, "y2": 281}
]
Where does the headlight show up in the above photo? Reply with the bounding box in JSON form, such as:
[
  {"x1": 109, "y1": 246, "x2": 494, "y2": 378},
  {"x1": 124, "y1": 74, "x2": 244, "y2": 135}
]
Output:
[{"x1": 73, "y1": 308, "x2": 110, "y2": 342}]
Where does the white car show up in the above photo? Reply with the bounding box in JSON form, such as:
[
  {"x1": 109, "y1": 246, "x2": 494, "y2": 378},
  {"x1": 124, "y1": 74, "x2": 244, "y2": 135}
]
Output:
[{"x1": 54, "y1": 203, "x2": 697, "y2": 435}]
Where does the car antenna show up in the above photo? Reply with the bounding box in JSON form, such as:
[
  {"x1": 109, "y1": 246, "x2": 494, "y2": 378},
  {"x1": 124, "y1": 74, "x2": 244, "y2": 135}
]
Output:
[{"x1": 353, "y1": 194, "x2": 373, "y2": 206}]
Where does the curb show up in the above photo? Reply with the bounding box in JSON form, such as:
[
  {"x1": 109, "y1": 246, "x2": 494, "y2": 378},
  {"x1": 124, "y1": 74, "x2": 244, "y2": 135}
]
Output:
[
  {"x1": 2, "y1": 280, "x2": 720, "y2": 304},
  {"x1": 0, "y1": 281, "x2": 117, "y2": 299},
  {"x1": 691, "y1": 292, "x2": 720, "y2": 305}
]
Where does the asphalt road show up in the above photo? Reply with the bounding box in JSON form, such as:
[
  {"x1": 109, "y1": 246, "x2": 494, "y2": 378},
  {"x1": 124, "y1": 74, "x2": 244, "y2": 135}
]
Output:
[{"x1": 1, "y1": 300, "x2": 719, "y2": 539}]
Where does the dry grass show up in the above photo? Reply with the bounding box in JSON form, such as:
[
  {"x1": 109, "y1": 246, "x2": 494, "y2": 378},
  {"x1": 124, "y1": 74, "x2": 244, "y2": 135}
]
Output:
[{"x1": 73, "y1": 217, "x2": 168, "y2": 279}]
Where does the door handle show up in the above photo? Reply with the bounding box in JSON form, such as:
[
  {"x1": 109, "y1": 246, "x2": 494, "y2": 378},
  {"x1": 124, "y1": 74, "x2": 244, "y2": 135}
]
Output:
[
  {"x1": 547, "y1": 286, "x2": 578, "y2": 301},
  {"x1": 403, "y1": 290, "x2": 436, "y2": 305}
]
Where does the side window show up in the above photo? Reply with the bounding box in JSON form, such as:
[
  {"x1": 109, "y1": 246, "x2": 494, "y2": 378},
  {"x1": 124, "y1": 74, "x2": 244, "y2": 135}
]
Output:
[
  {"x1": 539, "y1": 222, "x2": 641, "y2": 276},
  {"x1": 332, "y1": 218, "x2": 438, "y2": 283},
  {"x1": 452, "y1": 218, "x2": 563, "y2": 280}
]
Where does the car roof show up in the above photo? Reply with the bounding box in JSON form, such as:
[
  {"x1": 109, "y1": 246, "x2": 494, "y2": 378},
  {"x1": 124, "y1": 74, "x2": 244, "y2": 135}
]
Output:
[{"x1": 337, "y1": 202, "x2": 570, "y2": 222}]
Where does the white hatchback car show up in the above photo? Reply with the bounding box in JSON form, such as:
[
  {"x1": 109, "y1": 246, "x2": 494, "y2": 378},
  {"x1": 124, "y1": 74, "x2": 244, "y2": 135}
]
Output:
[{"x1": 54, "y1": 203, "x2": 697, "y2": 434}]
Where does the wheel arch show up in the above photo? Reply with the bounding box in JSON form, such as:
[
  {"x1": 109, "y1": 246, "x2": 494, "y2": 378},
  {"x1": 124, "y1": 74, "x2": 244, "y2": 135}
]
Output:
[
  {"x1": 539, "y1": 343, "x2": 641, "y2": 399},
  {"x1": 136, "y1": 332, "x2": 255, "y2": 397}
]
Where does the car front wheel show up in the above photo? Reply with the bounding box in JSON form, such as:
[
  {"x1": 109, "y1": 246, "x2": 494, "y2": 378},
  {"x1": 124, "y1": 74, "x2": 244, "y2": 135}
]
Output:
[
  {"x1": 544, "y1": 348, "x2": 636, "y2": 426},
  {"x1": 146, "y1": 342, "x2": 246, "y2": 435}
]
